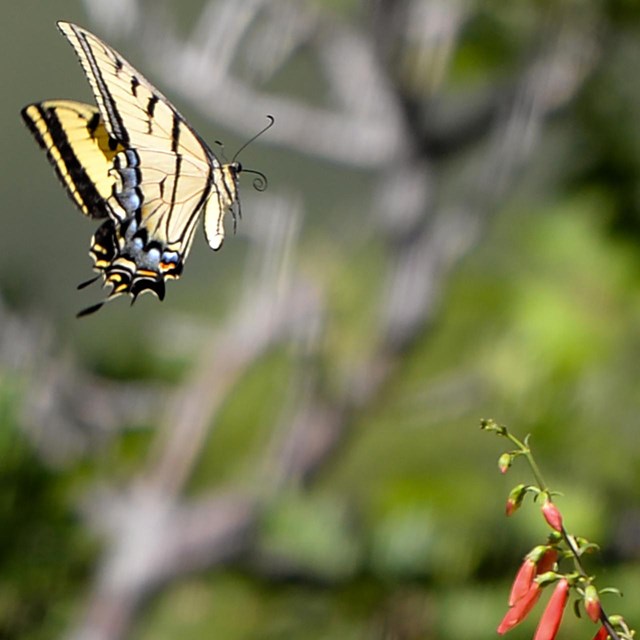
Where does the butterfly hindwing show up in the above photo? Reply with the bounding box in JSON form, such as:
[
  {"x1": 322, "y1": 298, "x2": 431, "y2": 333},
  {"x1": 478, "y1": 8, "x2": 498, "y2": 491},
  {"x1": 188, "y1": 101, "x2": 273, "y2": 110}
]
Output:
[{"x1": 21, "y1": 100, "x2": 120, "y2": 219}]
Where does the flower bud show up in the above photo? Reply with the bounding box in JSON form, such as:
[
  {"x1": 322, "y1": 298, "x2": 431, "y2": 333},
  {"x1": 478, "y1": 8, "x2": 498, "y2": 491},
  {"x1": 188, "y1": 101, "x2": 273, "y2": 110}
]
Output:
[
  {"x1": 541, "y1": 499, "x2": 563, "y2": 532},
  {"x1": 498, "y1": 453, "x2": 512, "y2": 474},
  {"x1": 584, "y1": 585, "x2": 601, "y2": 623},
  {"x1": 533, "y1": 578, "x2": 569, "y2": 640},
  {"x1": 506, "y1": 484, "x2": 527, "y2": 517}
]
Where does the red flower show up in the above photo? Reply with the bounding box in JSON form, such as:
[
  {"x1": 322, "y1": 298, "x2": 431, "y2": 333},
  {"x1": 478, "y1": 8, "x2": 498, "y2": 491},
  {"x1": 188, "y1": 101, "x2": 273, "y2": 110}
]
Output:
[
  {"x1": 533, "y1": 578, "x2": 569, "y2": 640},
  {"x1": 591, "y1": 626, "x2": 609, "y2": 640},
  {"x1": 536, "y1": 548, "x2": 558, "y2": 574},
  {"x1": 507, "y1": 547, "x2": 558, "y2": 607},
  {"x1": 497, "y1": 582, "x2": 542, "y2": 634},
  {"x1": 584, "y1": 585, "x2": 601, "y2": 623},
  {"x1": 508, "y1": 558, "x2": 536, "y2": 606},
  {"x1": 541, "y1": 499, "x2": 563, "y2": 532}
]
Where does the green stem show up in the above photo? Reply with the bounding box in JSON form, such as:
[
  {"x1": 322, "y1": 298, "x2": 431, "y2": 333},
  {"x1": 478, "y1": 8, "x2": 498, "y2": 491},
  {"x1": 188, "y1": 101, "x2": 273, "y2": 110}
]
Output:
[
  {"x1": 501, "y1": 427, "x2": 624, "y2": 640},
  {"x1": 501, "y1": 430, "x2": 548, "y2": 490}
]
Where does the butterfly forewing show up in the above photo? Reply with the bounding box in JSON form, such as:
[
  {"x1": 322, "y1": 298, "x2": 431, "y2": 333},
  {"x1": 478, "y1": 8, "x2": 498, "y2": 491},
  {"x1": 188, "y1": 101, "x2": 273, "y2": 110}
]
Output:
[{"x1": 56, "y1": 22, "x2": 214, "y2": 164}]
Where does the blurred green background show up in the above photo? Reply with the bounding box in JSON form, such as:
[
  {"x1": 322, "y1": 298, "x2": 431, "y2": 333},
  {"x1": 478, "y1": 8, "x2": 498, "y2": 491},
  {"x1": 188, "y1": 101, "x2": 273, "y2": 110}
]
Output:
[{"x1": 2, "y1": 1, "x2": 640, "y2": 639}]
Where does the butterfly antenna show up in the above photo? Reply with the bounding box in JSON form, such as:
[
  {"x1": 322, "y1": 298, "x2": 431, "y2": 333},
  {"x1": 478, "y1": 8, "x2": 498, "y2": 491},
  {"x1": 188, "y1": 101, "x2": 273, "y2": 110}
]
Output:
[
  {"x1": 231, "y1": 115, "x2": 274, "y2": 163},
  {"x1": 242, "y1": 168, "x2": 268, "y2": 192}
]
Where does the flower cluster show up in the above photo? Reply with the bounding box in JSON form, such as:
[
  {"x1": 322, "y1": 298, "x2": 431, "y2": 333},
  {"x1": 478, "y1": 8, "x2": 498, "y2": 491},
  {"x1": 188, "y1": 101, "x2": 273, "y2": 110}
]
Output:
[{"x1": 481, "y1": 419, "x2": 635, "y2": 640}]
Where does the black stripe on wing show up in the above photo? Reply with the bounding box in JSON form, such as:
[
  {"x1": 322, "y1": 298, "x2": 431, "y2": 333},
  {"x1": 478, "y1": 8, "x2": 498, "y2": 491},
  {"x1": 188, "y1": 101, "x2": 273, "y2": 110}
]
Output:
[
  {"x1": 66, "y1": 23, "x2": 130, "y2": 145},
  {"x1": 21, "y1": 103, "x2": 113, "y2": 219}
]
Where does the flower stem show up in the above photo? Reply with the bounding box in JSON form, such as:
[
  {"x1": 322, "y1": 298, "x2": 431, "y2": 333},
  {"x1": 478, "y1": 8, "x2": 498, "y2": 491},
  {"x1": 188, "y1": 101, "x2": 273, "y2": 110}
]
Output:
[{"x1": 486, "y1": 421, "x2": 627, "y2": 640}]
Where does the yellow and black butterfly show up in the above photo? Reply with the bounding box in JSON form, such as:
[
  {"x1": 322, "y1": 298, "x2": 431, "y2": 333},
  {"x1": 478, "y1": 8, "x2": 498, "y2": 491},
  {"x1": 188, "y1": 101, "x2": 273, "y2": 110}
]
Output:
[{"x1": 22, "y1": 21, "x2": 271, "y2": 316}]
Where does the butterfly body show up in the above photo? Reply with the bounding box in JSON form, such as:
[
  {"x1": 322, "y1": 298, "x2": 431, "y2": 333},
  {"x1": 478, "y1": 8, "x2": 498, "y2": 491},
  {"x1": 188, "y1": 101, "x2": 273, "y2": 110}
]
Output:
[{"x1": 21, "y1": 22, "x2": 243, "y2": 315}]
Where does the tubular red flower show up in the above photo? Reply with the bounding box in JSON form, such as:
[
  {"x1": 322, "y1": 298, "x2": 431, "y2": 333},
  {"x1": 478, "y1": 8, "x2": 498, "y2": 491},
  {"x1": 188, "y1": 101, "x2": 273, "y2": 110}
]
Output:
[
  {"x1": 497, "y1": 582, "x2": 542, "y2": 634},
  {"x1": 541, "y1": 499, "x2": 563, "y2": 532},
  {"x1": 591, "y1": 626, "x2": 609, "y2": 640},
  {"x1": 535, "y1": 548, "x2": 558, "y2": 575},
  {"x1": 584, "y1": 585, "x2": 601, "y2": 623},
  {"x1": 509, "y1": 558, "x2": 537, "y2": 606},
  {"x1": 533, "y1": 578, "x2": 569, "y2": 640}
]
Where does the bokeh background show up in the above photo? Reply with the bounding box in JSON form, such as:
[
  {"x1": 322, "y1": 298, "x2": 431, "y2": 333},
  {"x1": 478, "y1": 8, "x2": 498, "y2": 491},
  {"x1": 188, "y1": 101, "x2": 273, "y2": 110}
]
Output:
[{"x1": 2, "y1": 0, "x2": 640, "y2": 638}]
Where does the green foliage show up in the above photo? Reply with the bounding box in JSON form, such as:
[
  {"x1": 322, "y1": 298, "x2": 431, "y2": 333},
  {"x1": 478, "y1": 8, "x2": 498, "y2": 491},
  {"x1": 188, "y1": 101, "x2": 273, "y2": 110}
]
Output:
[
  {"x1": 0, "y1": 430, "x2": 94, "y2": 640},
  {"x1": 573, "y1": 32, "x2": 640, "y2": 236},
  {"x1": 188, "y1": 348, "x2": 295, "y2": 490},
  {"x1": 258, "y1": 490, "x2": 361, "y2": 581}
]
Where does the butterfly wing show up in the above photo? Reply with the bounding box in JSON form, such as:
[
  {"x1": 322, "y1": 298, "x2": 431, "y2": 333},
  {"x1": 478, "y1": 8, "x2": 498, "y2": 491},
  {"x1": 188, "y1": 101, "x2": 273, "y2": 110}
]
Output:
[
  {"x1": 21, "y1": 100, "x2": 120, "y2": 219},
  {"x1": 22, "y1": 22, "x2": 243, "y2": 314},
  {"x1": 55, "y1": 21, "x2": 242, "y2": 307},
  {"x1": 57, "y1": 21, "x2": 218, "y2": 236}
]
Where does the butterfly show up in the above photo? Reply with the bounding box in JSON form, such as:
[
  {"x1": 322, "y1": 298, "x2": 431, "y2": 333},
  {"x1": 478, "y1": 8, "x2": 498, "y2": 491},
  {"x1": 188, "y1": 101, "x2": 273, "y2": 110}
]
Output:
[{"x1": 22, "y1": 21, "x2": 271, "y2": 316}]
